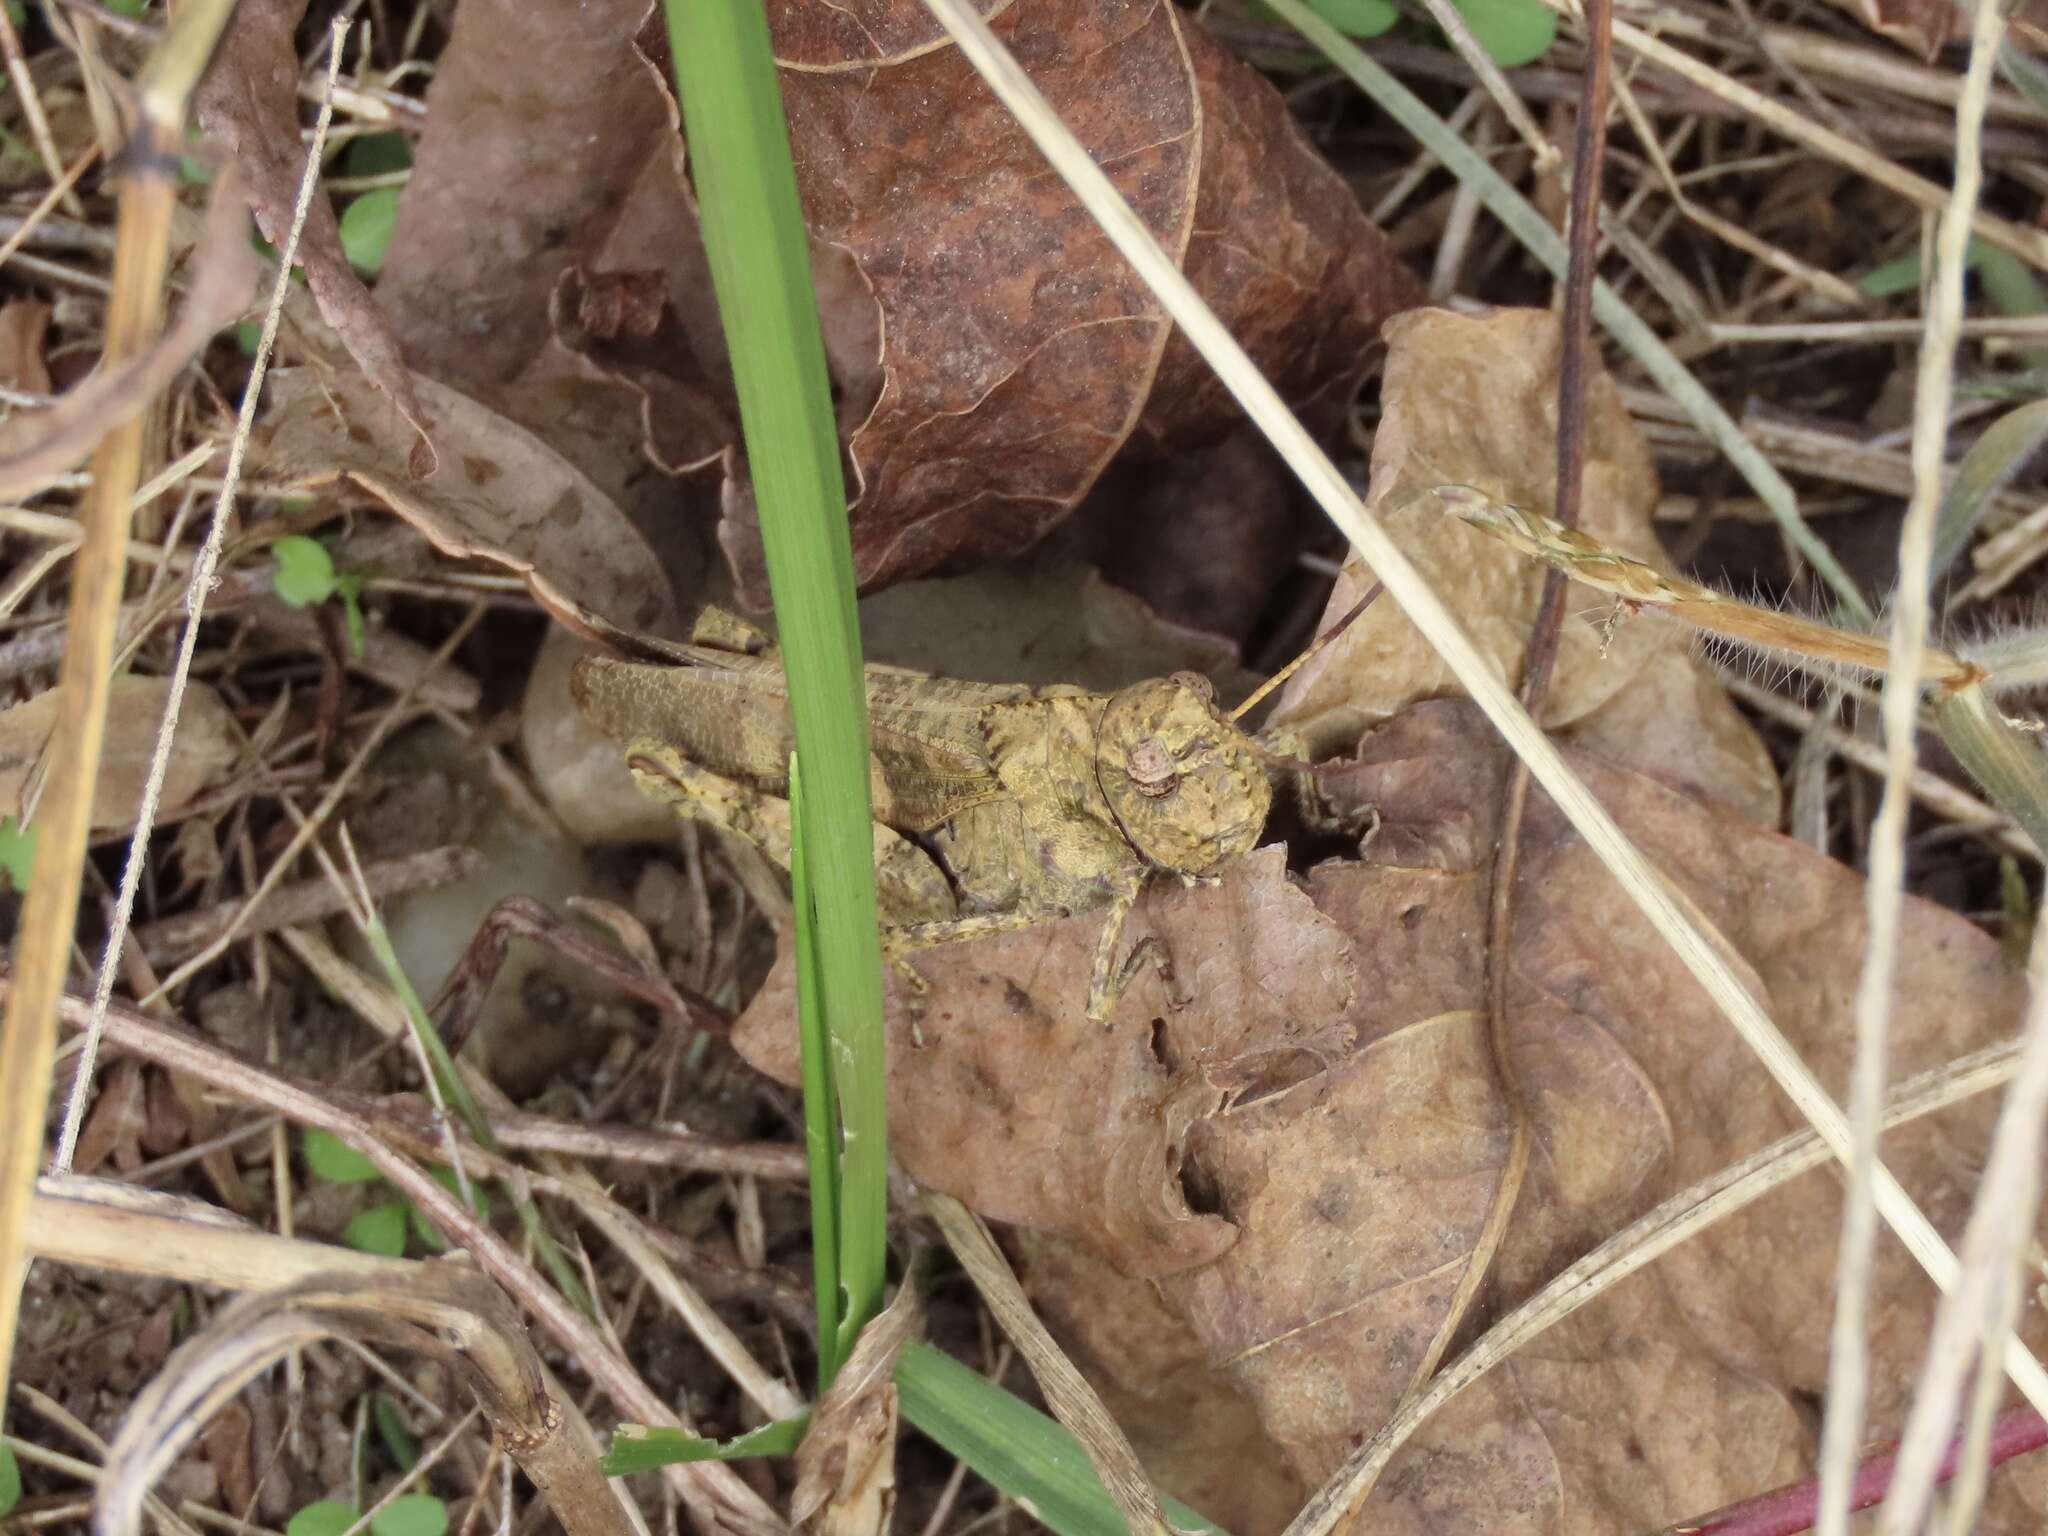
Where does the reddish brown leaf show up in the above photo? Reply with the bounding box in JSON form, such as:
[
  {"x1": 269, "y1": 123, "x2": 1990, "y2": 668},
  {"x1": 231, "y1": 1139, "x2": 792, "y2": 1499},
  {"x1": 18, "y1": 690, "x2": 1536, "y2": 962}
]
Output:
[
  {"x1": 197, "y1": 0, "x2": 436, "y2": 476},
  {"x1": 698, "y1": 0, "x2": 1424, "y2": 600}
]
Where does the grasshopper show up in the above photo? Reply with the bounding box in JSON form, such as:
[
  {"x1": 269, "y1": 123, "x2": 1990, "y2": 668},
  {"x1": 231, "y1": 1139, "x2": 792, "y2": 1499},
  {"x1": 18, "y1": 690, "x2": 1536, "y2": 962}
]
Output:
[{"x1": 571, "y1": 610, "x2": 1298, "y2": 1026}]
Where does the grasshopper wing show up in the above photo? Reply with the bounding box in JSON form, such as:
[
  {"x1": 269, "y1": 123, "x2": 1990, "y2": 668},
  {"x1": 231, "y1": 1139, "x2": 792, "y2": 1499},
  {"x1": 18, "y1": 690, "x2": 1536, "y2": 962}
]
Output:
[{"x1": 572, "y1": 653, "x2": 1011, "y2": 833}]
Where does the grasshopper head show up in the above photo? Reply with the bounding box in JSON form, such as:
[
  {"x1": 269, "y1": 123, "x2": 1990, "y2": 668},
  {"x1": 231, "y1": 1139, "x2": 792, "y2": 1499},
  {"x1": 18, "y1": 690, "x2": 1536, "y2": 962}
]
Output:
[{"x1": 1097, "y1": 673, "x2": 1272, "y2": 876}]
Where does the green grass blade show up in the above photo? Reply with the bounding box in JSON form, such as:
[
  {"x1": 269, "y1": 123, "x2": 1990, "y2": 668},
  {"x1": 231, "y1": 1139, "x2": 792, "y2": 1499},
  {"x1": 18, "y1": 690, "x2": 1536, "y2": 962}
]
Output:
[
  {"x1": 1932, "y1": 398, "x2": 2048, "y2": 578},
  {"x1": 659, "y1": 0, "x2": 890, "y2": 1366},
  {"x1": 896, "y1": 1342, "x2": 1228, "y2": 1536},
  {"x1": 357, "y1": 912, "x2": 597, "y2": 1320},
  {"x1": 789, "y1": 754, "x2": 846, "y2": 1385},
  {"x1": 602, "y1": 1418, "x2": 809, "y2": 1475}
]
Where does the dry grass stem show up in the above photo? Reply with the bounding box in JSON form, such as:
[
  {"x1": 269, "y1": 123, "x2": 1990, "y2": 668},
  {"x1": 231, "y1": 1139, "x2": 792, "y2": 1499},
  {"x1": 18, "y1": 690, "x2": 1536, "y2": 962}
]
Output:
[
  {"x1": 0, "y1": 0, "x2": 243, "y2": 1388},
  {"x1": 1431, "y1": 485, "x2": 1984, "y2": 686},
  {"x1": 54, "y1": 19, "x2": 351, "y2": 1177},
  {"x1": 1718, "y1": 673, "x2": 2037, "y2": 860},
  {"x1": 1819, "y1": 8, "x2": 2001, "y2": 1524},
  {"x1": 1596, "y1": 9, "x2": 2048, "y2": 271}
]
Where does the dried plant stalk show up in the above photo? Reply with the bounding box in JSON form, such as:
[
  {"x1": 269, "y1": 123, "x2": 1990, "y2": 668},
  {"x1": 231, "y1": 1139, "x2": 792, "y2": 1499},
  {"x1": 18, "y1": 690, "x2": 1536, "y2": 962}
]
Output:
[
  {"x1": 0, "y1": 0, "x2": 239, "y2": 1388},
  {"x1": 1430, "y1": 483, "x2": 1987, "y2": 688}
]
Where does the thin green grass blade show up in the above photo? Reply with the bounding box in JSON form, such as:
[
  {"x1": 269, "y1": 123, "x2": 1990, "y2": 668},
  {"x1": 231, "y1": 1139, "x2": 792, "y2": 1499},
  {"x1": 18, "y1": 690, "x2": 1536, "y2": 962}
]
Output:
[
  {"x1": 356, "y1": 914, "x2": 597, "y2": 1319},
  {"x1": 602, "y1": 1418, "x2": 809, "y2": 1475},
  {"x1": 789, "y1": 753, "x2": 847, "y2": 1385},
  {"x1": 1932, "y1": 398, "x2": 2048, "y2": 578},
  {"x1": 1260, "y1": 0, "x2": 1871, "y2": 623},
  {"x1": 659, "y1": 0, "x2": 890, "y2": 1362},
  {"x1": 896, "y1": 1342, "x2": 1228, "y2": 1536}
]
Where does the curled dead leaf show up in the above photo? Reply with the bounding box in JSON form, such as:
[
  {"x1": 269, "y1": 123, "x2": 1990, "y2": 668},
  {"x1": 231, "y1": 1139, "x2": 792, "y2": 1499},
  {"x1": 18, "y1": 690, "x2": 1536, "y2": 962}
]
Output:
[
  {"x1": 702, "y1": 0, "x2": 1421, "y2": 600},
  {"x1": 735, "y1": 847, "x2": 1356, "y2": 1278},
  {"x1": 197, "y1": 0, "x2": 436, "y2": 476},
  {"x1": 248, "y1": 368, "x2": 682, "y2": 641},
  {"x1": 0, "y1": 675, "x2": 238, "y2": 833}
]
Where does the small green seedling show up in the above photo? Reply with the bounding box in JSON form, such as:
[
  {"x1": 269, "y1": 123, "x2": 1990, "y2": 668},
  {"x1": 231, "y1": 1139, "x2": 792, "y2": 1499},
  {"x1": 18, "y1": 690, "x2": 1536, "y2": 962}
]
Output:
[
  {"x1": 302, "y1": 1127, "x2": 379, "y2": 1184},
  {"x1": 286, "y1": 1502, "x2": 359, "y2": 1536},
  {"x1": 302, "y1": 1130, "x2": 487, "y2": 1258},
  {"x1": 271, "y1": 535, "x2": 367, "y2": 658},
  {"x1": 1277, "y1": 0, "x2": 1554, "y2": 61},
  {"x1": 372, "y1": 1395, "x2": 419, "y2": 1473},
  {"x1": 0, "y1": 1439, "x2": 22, "y2": 1517},
  {"x1": 339, "y1": 189, "x2": 401, "y2": 278},
  {"x1": 371, "y1": 1496, "x2": 447, "y2": 1536},
  {"x1": 343, "y1": 1202, "x2": 410, "y2": 1258},
  {"x1": 0, "y1": 816, "x2": 36, "y2": 893},
  {"x1": 285, "y1": 1495, "x2": 447, "y2": 1536}
]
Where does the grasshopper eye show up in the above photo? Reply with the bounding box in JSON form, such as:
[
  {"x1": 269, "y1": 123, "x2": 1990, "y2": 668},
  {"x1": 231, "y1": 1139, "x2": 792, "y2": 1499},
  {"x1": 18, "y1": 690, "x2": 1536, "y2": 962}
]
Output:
[{"x1": 1127, "y1": 736, "x2": 1178, "y2": 796}]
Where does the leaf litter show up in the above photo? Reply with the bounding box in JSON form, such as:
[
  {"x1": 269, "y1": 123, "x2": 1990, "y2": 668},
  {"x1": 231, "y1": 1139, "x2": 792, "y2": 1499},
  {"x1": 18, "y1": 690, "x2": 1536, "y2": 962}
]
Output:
[{"x1": 8, "y1": 0, "x2": 2048, "y2": 1533}]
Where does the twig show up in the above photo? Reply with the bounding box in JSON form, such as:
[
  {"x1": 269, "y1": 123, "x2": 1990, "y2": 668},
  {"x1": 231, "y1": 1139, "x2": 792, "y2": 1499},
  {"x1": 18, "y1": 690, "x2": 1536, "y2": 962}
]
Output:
[
  {"x1": 54, "y1": 19, "x2": 353, "y2": 1177},
  {"x1": 1817, "y1": 3, "x2": 2002, "y2": 1527},
  {"x1": 1601, "y1": 9, "x2": 2048, "y2": 271},
  {"x1": 22, "y1": 987, "x2": 785, "y2": 1536},
  {"x1": 0, "y1": 0, "x2": 240, "y2": 1390},
  {"x1": 1653, "y1": 1404, "x2": 2047, "y2": 1536},
  {"x1": 129, "y1": 846, "x2": 484, "y2": 962},
  {"x1": 0, "y1": 146, "x2": 101, "y2": 272}
]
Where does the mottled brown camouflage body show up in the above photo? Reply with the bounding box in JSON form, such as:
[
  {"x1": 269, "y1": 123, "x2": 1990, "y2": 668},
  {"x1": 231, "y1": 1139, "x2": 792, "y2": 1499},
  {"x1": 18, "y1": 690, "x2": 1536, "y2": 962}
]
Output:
[{"x1": 571, "y1": 610, "x2": 1273, "y2": 1023}]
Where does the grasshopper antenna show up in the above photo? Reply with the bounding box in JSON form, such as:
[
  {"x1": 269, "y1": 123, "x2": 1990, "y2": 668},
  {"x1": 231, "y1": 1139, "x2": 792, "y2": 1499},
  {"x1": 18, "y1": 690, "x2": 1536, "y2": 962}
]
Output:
[{"x1": 1229, "y1": 581, "x2": 1384, "y2": 723}]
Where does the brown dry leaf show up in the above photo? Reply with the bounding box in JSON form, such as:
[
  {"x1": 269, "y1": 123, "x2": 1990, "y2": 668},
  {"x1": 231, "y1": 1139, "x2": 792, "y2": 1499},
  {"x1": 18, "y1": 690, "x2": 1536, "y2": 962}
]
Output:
[
  {"x1": 1271, "y1": 307, "x2": 1774, "y2": 828},
  {"x1": 1292, "y1": 703, "x2": 2040, "y2": 1529},
  {"x1": 0, "y1": 674, "x2": 239, "y2": 832},
  {"x1": 377, "y1": 0, "x2": 678, "y2": 392},
  {"x1": 0, "y1": 299, "x2": 53, "y2": 395},
  {"x1": 704, "y1": 0, "x2": 1420, "y2": 600},
  {"x1": 197, "y1": 0, "x2": 436, "y2": 476},
  {"x1": 1014, "y1": 1231, "x2": 1307, "y2": 1536},
  {"x1": 734, "y1": 696, "x2": 2045, "y2": 1531},
  {"x1": 248, "y1": 368, "x2": 681, "y2": 640},
  {"x1": 737, "y1": 846, "x2": 1359, "y2": 1278}
]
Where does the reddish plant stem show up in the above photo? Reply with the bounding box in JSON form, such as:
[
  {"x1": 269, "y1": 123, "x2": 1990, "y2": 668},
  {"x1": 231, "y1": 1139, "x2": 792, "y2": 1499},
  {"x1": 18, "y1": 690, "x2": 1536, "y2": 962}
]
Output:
[{"x1": 1657, "y1": 1405, "x2": 2048, "y2": 1536}]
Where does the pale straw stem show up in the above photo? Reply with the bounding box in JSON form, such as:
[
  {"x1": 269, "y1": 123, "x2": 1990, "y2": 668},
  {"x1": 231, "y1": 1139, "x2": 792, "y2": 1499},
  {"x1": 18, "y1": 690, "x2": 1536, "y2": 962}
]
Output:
[{"x1": 51, "y1": 23, "x2": 350, "y2": 1172}]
